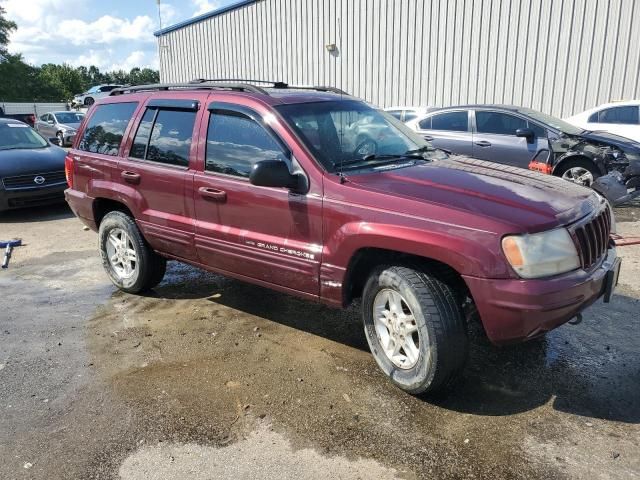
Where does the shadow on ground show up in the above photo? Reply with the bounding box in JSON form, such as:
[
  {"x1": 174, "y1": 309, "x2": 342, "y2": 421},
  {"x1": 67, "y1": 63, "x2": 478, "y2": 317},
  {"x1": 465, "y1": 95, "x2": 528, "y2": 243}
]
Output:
[
  {"x1": 145, "y1": 262, "x2": 640, "y2": 425},
  {"x1": 0, "y1": 203, "x2": 72, "y2": 224}
]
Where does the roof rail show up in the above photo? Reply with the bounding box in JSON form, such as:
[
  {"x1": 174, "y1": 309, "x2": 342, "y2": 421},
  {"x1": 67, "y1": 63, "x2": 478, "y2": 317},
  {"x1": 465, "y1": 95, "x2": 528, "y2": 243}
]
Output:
[
  {"x1": 191, "y1": 79, "x2": 349, "y2": 95},
  {"x1": 110, "y1": 82, "x2": 269, "y2": 96},
  {"x1": 110, "y1": 80, "x2": 350, "y2": 97},
  {"x1": 190, "y1": 78, "x2": 290, "y2": 89}
]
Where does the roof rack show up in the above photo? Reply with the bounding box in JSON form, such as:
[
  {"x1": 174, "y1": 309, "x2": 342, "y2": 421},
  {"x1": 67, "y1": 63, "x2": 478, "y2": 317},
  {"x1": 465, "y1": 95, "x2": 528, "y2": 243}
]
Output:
[
  {"x1": 194, "y1": 79, "x2": 349, "y2": 95},
  {"x1": 110, "y1": 82, "x2": 269, "y2": 96},
  {"x1": 110, "y1": 79, "x2": 350, "y2": 97}
]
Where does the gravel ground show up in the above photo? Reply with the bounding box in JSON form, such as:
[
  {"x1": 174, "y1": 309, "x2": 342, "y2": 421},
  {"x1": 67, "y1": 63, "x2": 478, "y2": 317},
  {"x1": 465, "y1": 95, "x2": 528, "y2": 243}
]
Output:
[{"x1": 0, "y1": 203, "x2": 638, "y2": 479}]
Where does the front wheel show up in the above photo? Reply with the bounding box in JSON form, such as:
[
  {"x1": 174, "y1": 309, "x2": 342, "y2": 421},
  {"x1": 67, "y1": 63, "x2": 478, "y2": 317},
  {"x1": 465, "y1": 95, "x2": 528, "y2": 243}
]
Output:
[
  {"x1": 98, "y1": 211, "x2": 166, "y2": 293},
  {"x1": 362, "y1": 265, "x2": 468, "y2": 395},
  {"x1": 57, "y1": 132, "x2": 65, "y2": 147},
  {"x1": 555, "y1": 159, "x2": 600, "y2": 187},
  {"x1": 84, "y1": 97, "x2": 95, "y2": 106}
]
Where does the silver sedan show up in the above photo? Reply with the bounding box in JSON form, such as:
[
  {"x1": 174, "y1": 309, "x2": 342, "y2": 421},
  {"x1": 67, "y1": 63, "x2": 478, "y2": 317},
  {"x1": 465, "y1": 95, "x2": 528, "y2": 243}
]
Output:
[{"x1": 34, "y1": 111, "x2": 85, "y2": 146}]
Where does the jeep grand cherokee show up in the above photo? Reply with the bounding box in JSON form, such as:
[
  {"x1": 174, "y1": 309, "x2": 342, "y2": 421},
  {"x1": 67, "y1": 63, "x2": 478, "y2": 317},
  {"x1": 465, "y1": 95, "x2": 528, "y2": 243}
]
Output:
[{"x1": 64, "y1": 81, "x2": 620, "y2": 394}]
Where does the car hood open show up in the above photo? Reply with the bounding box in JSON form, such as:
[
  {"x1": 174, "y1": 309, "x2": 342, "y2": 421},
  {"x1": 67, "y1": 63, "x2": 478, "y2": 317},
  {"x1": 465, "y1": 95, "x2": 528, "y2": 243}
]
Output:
[{"x1": 346, "y1": 156, "x2": 600, "y2": 232}]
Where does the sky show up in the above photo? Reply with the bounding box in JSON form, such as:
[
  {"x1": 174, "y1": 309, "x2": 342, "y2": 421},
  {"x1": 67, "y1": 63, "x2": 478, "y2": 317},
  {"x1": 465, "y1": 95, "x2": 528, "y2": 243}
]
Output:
[{"x1": 3, "y1": 0, "x2": 238, "y2": 71}]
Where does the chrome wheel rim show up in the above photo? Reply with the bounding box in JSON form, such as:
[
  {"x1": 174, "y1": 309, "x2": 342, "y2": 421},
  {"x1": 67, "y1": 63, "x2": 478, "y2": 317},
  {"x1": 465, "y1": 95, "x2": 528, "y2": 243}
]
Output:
[
  {"x1": 105, "y1": 228, "x2": 138, "y2": 279},
  {"x1": 373, "y1": 288, "x2": 421, "y2": 369},
  {"x1": 562, "y1": 167, "x2": 594, "y2": 187}
]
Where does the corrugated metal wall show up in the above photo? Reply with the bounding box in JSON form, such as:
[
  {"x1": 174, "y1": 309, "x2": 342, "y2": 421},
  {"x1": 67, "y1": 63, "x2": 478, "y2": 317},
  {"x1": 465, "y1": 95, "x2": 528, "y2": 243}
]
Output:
[{"x1": 157, "y1": 0, "x2": 640, "y2": 117}]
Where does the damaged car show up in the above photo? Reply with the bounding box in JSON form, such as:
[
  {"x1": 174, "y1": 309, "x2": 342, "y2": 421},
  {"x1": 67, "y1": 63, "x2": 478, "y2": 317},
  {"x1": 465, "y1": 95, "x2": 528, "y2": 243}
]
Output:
[{"x1": 406, "y1": 105, "x2": 640, "y2": 204}]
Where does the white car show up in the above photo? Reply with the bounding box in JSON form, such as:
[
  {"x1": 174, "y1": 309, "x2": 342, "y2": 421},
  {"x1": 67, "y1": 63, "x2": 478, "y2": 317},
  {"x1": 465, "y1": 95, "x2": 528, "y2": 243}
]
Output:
[
  {"x1": 384, "y1": 106, "x2": 432, "y2": 123},
  {"x1": 565, "y1": 101, "x2": 640, "y2": 142},
  {"x1": 71, "y1": 84, "x2": 123, "y2": 107}
]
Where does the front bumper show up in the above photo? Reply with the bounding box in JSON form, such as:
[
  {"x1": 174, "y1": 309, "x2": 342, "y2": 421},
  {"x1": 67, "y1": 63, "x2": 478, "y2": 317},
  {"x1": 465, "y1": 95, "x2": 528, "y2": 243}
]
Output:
[
  {"x1": 0, "y1": 183, "x2": 67, "y2": 211},
  {"x1": 464, "y1": 248, "x2": 619, "y2": 344}
]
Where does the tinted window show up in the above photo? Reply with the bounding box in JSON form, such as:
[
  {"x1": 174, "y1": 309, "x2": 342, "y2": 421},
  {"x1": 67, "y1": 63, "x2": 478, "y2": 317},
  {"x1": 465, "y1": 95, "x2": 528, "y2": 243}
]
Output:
[
  {"x1": 404, "y1": 112, "x2": 418, "y2": 122},
  {"x1": 596, "y1": 106, "x2": 639, "y2": 125},
  {"x1": 131, "y1": 109, "x2": 195, "y2": 167},
  {"x1": 387, "y1": 111, "x2": 403, "y2": 120},
  {"x1": 78, "y1": 102, "x2": 137, "y2": 155},
  {"x1": 205, "y1": 111, "x2": 287, "y2": 178},
  {"x1": 431, "y1": 111, "x2": 468, "y2": 132},
  {"x1": 418, "y1": 117, "x2": 431, "y2": 129},
  {"x1": 476, "y1": 111, "x2": 527, "y2": 135}
]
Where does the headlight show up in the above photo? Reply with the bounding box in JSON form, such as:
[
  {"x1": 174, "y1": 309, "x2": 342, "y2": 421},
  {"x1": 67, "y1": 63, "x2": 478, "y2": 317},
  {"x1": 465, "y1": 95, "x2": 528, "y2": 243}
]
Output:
[{"x1": 501, "y1": 228, "x2": 580, "y2": 279}]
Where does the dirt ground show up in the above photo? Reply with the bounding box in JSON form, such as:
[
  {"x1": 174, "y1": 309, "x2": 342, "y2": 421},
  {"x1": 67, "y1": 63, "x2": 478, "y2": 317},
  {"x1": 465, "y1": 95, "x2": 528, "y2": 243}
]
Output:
[{"x1": 1, "y1": 202, "x2": 639, "y2": 480}]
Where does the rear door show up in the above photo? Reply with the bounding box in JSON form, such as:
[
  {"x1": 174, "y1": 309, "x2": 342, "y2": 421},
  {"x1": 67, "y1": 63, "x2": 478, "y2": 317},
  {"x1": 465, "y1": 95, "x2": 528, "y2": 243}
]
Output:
[
  {"x1": 193, "y1": 101, "x2": 323, "y2": 295},
  {"x1": 117, "y1": 97, "x2": 202, "y2": 260},
  {"x1": 472, "y1": 110, "x2": 548, "y2": 169},
  {"x1": 413, "y1": 110, "x2": 473, "y2": 156}
]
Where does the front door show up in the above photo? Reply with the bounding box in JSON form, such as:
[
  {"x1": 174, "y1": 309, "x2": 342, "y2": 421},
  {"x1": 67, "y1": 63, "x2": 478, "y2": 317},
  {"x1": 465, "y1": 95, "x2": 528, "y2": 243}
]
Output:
[
  {"x1": 193, "y1": 102, "x2": 322, "y2": 295},
  {"x1": 472, "y1": 110, "x2": 548, "y2": 169}
]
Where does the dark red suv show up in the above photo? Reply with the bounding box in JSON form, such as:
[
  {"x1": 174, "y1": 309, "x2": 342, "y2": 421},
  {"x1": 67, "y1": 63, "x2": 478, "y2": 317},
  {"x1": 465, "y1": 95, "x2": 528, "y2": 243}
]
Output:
[{"x1": 65, "y1": 81, "x2": 621, "y2": 394}]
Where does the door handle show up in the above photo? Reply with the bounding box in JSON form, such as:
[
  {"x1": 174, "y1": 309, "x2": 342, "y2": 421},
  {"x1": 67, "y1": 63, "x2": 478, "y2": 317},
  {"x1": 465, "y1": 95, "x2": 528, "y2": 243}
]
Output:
[
  {"x1": 474, "y1": 140, "x2": 492, "y2": 147},
  {"x1": 423, "y1": 135, "x2": 433, "y2": 141},
  {"x1": 121, "y1": 171, "x2": 141, "y2": 184},
  {"x1": 198, "y1": 186, "x2": 227, "y2": 202}
]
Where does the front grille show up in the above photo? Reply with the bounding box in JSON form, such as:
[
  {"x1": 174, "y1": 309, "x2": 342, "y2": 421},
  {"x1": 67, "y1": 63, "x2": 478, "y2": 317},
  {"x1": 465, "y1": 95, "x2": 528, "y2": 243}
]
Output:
[
  {"x1": 2, "y1": 171, "x2": 66, "y2": 190},
  {"x1": 573, "y1": 207, "x2": 611, "y2": 269}
]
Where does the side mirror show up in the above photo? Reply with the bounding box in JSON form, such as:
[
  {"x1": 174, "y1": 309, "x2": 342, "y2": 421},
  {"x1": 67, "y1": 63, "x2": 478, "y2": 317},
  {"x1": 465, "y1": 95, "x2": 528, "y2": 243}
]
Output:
[
  {"x1": 49, "y1": 137, "x2": 61, "y2": 146},
  {"x1": 516, "y1": 127, "x2": 535, "y2": 142},
  {"x1": 250, "y1": 159, "x2": 306, "y2": 192}
]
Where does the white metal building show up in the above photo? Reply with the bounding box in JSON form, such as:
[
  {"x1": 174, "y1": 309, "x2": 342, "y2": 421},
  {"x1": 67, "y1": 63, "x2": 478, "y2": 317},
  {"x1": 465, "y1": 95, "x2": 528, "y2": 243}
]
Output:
[{"x1": 155, "y1": 0, "x2": 640, "y2": 117}]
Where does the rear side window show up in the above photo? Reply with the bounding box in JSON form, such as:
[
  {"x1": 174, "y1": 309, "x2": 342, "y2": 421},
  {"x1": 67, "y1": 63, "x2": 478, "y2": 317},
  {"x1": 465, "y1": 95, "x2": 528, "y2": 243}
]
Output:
[
  {"x1": 387, "y1": 110, "x2": 403, "y2": 120},
  {"x1": 431, "y1": 111, "x2": 469, "y2": 132},
  {"x1": 130, "y1": 108, "x2": 196, "y2": 167},
  {"x1": 418, "y1": 117, "x2": 431, "y2": 129},
  {"x1": 476, "y1": 111, "x2": 527, "y2": 135},
  {"x1": 404, "y1": 112, "x2": 418, "y2": 122},
  {"x1": 205, "y1": 110, "x2": 287, "y2": 178},
  {"x1": 591, "y1": 106, "x2": 640, "y2": 125},
  {"x1": 78, "y1": 102, "x2": 138, "y2": 156}
]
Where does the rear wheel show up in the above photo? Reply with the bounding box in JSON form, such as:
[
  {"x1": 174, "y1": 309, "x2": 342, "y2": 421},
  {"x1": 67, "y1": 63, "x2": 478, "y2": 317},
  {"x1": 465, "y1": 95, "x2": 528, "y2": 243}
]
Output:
[
  {"x1": 555, "y1": 159, "x2": 600, "y2": 187},
  {"x1": 362, "y1": 265, "x2": 468, "y2": 394},
  {"x1": 98, "y1": 211, "x2": 166, "y2": 293},
  {"x1": 84, "y1": 97, "x2": 95, "y2": 106}
]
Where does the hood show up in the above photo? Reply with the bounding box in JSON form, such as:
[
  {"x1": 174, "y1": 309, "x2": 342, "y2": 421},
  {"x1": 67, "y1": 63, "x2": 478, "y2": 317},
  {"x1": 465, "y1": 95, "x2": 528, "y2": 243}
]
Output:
[
  {"x1": 59, "y1": 122, "x2": 81, "y2": 130},
  {"x1": 0, "y1": 145, "x2": 66, "y2": 178},
  {"x1": 578, "y1": 130, "x2": 640, "y2": 152},
  {"x1": 346, "y1": 156, "x2": 599, "y2": 232}
]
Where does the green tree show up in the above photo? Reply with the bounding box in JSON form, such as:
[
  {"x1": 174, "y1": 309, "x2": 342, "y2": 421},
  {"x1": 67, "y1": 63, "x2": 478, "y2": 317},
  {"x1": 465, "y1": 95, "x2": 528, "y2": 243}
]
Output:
[{"x1": 0, "y1": 5, "x2": 16, "y2": 55}]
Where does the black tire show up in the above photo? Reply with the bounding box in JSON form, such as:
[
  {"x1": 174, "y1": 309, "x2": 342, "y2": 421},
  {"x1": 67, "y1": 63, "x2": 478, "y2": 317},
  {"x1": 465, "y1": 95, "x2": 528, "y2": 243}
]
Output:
[
  {"x1": 98, "y1": 211, "x2": 166, "y2": 293},
  {"x1": 362, "y1": 265, "x2": 468, "y2": 394},
  {"x1": 554, "y1": 158, "x2": 600, "y2": 187},
  {"x1": 84, "y1": 97, "x2": 95, "y2": 106},
  {"x1": 57, "y1": 131, "x2": 65, "y2": 147}
]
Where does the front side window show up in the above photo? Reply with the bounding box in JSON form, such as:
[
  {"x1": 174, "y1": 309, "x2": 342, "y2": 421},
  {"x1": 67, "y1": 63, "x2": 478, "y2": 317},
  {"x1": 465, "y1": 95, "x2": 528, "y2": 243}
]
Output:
[
  {"x1": 205, "y1": 110, "x2": 287, "y2": 178},
  {"x1": 404, "y1": 112, "x2": 418, "y2": 122},
  {"x1": 276, "y1": 100, "x2": 430, "y2": 172},
  {"x1": 431, "y1": 111, "x2": 469, "y2": 132},
  {"x1": 476, "y1": 111, "x2": 527, "y2": 135},
  {"x1": 595, "y1": 106, "x2": 639, "y2": 125},
  {"x1": 130, "y1": 108, "x2": 196, "y2": 167},
  {"x1": 387, "y1": 110, "x2": 403, "y2": 120},
  {"x1": 0, "y1": 123, "x2": 48, "y2": 150},
  {"x1": 78, "y1": 102, "x2": 138, "y2": 155}
]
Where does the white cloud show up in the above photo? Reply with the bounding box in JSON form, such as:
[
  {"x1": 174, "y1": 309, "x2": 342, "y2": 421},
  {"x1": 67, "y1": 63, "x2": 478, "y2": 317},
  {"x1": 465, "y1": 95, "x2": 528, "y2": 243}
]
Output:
[
  {"x1": 192, "y1": 0, "x2": 219, "y2": 17},
  {"x1": 3, "y1": 0, "x2": 159, "y2": 71}
]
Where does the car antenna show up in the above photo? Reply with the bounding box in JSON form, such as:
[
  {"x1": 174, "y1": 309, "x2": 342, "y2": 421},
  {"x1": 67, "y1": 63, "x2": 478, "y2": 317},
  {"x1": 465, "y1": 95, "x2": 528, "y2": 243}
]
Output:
[{"x1": 336, "y1": 17, "x2": 347, "y2": 185}]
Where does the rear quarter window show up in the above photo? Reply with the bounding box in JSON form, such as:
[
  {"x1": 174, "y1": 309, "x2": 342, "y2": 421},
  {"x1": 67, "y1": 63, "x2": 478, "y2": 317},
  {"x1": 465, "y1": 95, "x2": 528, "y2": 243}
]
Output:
[{"x1": 78, "y1": 102, "x2": 138, "y2": 156}]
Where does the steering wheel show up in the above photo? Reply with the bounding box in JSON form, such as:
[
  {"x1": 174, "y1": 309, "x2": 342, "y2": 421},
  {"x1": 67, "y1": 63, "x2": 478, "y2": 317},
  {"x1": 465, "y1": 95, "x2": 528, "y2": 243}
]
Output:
[{"x1": 353, "y1": 138, "x2": 377, "y2": 157}]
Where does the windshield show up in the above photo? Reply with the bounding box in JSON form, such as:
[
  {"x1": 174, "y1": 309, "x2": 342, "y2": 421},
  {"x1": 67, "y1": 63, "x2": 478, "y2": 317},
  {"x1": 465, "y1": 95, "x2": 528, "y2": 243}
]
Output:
[
  {"x1": 518, "y1": 108, "x2": 584, "y2": 135},
  {"x1": 0, "y1": 123, "x2": 49, "y2": 150},
  {"x1": 54, "y1": 112, "x2": 84, "y2": 124},
  {"x1": 276, "y1": 100, "x2": 438, "y2": 172}
]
